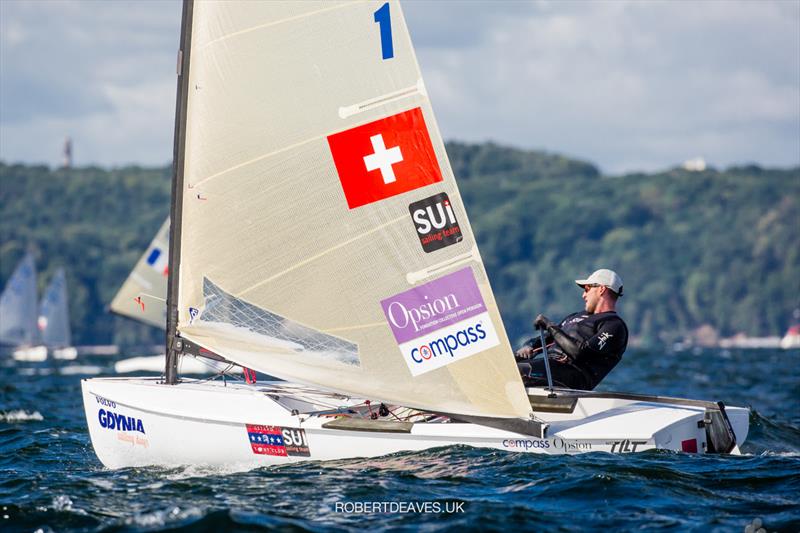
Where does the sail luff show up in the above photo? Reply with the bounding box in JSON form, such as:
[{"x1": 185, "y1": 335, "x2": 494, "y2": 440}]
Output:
[{"x1": 165, "y1": 0, "x2": 195, "y2": 383}]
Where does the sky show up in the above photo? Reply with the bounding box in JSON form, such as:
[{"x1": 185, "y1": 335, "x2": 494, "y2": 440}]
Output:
[{"x1": 1, "y1": 0, "x2": 798, "y2": 174}]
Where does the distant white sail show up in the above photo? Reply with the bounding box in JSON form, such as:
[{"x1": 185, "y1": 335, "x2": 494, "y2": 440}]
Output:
[
  {"x1": 110, "y1": 219, "x2": 169, "y2": 329},
  {"x1": 0, "y1": 252, "x2": 39, "y2": 347},
  {"x1": 38, "y1": 267, "x2": 71, "y2": 348},
  {"x1": 173, "y1": 1, "x2": 532, "y2": 419}
]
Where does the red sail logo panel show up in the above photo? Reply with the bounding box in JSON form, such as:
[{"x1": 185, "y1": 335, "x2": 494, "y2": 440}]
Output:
[{"x1": 327, "y1": 107, "x2": 443, "y2": 209}]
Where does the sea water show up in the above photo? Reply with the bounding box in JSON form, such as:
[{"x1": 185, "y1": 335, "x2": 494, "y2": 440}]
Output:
[{"x1": 1, "y1": 348, "x2": 798, "y2": 532}]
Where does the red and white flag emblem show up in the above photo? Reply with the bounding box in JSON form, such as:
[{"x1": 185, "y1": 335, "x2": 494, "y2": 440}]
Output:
[{"x1": 327, "y1": 107, "x2": 443, "y2": 209}]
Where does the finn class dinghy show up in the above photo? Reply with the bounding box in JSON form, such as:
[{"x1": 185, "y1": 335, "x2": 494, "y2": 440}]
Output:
[
  {"x1": 110, "y1": 218, "x2": 170, "y2": 331},
  {"x1": 82, "y1": 0, "x2": 748, "y2": 469},
  {"x1": 39, "y1": 267, "x2": 78, "y2": 360},
  {"x1": 1, "y1": 252, "x2": 47, "y2": 362}
]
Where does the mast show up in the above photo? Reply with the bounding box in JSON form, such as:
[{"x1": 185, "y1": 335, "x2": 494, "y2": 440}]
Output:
[{"x1": 164, "y1": 0, "x2": 194, "y2": 384}]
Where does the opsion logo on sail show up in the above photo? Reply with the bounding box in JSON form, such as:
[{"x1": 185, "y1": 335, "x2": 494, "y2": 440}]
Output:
[{"x1": 380, "y1": 267, "x2": 500, "y2": 376}]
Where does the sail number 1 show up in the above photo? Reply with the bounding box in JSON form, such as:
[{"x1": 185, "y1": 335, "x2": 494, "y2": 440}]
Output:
[{"x1": 374, "y1": 2, "x2": 394, "y2": 60}]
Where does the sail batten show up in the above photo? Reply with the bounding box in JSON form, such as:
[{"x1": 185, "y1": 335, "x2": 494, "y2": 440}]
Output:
[
  {"x1": 173, "y1": 0, "x2": 532, "y2": 419},
  {"x1": 198, "y1": 1, "x2": 362, "y2": 51}
]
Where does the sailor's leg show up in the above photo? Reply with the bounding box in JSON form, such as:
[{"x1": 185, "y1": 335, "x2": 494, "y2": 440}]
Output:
[{"x1": 522, "y1": 359, "x2": 579, "y2": 389}]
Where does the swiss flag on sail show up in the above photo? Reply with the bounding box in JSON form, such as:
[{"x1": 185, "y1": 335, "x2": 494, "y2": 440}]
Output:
[{"x1": 327, "y1": 107, "x2": 443, "y2": 209}]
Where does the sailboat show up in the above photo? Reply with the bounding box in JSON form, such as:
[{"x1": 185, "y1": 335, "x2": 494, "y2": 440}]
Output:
[
  {"x1": 1, "y1": 252, "x2": 47, "y2": 362},
  {"x1": 38, "y1": 268, "x2": 78, "y2": 360},
  {"x1": 110, "y1": 218, "x2": 170, "y2": 330},
  {"x1": 109, "y1": 218, "x2": 233, "y2": 374},
  {"x1": 82, "y1": 0, "x2": 748, "y2": 468},
  {"x1": 780, "y1": 325, "x2": 800, "y2": 350}
]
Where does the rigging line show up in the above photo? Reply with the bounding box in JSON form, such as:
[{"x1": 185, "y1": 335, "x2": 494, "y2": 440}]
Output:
[
  {"x1": 239, "y1": 214, "x2": 407, "y2": 296},
  {"x1": 198, "y1": 1, "x2": 362, "y2": 50}
]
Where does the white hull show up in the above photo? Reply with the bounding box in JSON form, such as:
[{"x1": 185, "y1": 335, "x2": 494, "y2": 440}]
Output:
[
  {"x1": 780, "y1": 334, "x2": 800, "y2": 350},
  {"x1": 82, "y1": 377, "x2": 749, "y2": 469},
  {"x1": 13, "y1": 345, "x2": 48, "y2": 362},
  {"x1": 51, "y1": 346, "x2": 78, "y2": 360}
]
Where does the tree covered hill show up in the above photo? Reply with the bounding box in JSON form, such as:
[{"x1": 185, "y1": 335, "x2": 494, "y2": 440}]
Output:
[{"x1": 1, "y1": 143, "x2": 798, "y2": 347}]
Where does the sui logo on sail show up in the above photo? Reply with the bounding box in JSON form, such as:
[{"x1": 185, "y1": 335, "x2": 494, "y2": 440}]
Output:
[
  {"x1": 409, "y1": 192, "x2": 463, "y2": 253},
  {"x1": 380, "y1": 267, "x2": 500, "y2": 376}
]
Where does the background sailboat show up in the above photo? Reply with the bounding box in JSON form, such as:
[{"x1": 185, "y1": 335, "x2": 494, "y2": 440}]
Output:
[
  {"x1": 38, "y1": 267, "x2": 78, "y2": 360},
  {"x1": 0, "y1": 252, "x2": 47, "y2": 362},
  {"x1": 110, "y1": 218, "x2": 170, "y2": 329}
]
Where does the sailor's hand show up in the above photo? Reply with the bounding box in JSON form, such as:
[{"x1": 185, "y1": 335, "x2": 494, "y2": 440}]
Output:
[
  {"x1": 515, "y1": 346, "x2": 535, "y2": 359},
  {"x1": 534, "y1": 314, "x2": 553, "y2": 331}
]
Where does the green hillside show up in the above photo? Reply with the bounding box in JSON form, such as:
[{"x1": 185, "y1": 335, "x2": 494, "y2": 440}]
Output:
[{"x1": 1, "y1": 143, "x2": 798, "y2": 347}]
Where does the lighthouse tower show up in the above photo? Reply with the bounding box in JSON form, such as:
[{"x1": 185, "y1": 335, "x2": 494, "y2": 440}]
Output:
[{"x1": 62, "y1": 137, "x2": 73, "y2": 168}]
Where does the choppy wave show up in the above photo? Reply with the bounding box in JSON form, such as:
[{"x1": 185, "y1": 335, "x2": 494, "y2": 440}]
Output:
[
  {"x1": 742, "y1": 409, "x2": 800, "y2": 455},
  {"x1": 0, "y1": 347, "x2": 798, "y2": 531},
  {"x1": 0, "y1": 410, "x2": 43, "y2": 423}
]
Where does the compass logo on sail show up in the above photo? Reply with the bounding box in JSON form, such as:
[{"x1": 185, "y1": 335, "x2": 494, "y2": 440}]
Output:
[
  {"x1": 327, "y1": 107, "x2": 443, "y2": 209},
  {"x1": 380, "y1": 267, "x2": 500, "y2": 376}
]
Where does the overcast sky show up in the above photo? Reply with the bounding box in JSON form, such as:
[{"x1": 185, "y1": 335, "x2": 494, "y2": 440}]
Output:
[{"x1": 1, "y1": 0, "x2": 798, "y2": 174}]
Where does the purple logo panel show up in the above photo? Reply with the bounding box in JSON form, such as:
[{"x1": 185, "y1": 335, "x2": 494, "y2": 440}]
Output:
[{"x1": 380, "y1": 267, "x2": 487, "y2": 344}]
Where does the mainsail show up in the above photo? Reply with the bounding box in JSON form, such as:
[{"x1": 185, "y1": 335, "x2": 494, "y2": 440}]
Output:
[
  {"x1": 38, "y1": 268, "x2": 71, "y2": 348},
  {"x1": 110, "y1": 218, "x2": 169, "y2": 329},
  {"x1": 170, "y1": 0, "x2": 532, "y2": 419},
  {"x1": 0, "y1": 252, "x2": 39, "y2": 346}
]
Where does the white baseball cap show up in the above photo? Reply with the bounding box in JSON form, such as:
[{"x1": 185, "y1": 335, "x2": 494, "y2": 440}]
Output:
[{"x1": 575, "y1": 269, "x2": 623, "y2": 296}]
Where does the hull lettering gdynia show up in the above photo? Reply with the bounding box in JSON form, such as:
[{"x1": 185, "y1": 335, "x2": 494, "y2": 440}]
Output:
[{"x1": 98, "y1": 408, "x2": 146, "y2": 434}]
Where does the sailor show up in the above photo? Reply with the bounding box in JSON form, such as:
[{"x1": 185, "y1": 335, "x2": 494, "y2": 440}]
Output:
[{"x1": 515, "y1": 269, "x2": 628, "y2": 390}]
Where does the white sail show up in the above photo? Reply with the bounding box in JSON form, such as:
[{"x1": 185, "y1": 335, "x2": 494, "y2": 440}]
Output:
[
  {"x1": 38, "y1": 268, "x2": 71, "y2": 348},
  {"x1": 0, "y1": 252, "x2": 39, "y2": 347},
  {"x1": 173, "y1": 1, "x2": 532, "y2": 419},
  {"x1": 110, "y1": 218, "x2": 169, "y2": 329}
]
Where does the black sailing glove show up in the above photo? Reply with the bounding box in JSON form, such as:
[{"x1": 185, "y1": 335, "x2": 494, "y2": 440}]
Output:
[{"x1": 534, "y1": 314, "x2": 553, "y2": 331}]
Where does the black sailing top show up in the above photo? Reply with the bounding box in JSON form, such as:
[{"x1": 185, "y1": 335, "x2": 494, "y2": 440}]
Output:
[{"x1": 524, "y1": 311, "x2": 629, "y2": 390}]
